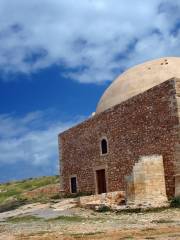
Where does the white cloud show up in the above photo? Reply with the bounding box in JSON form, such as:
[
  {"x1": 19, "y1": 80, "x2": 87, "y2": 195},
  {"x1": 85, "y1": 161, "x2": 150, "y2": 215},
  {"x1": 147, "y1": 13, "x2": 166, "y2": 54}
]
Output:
[
  {"x1": 0, "y1": 111, "x2": 80, "y2": 168},
  {"x1": 0, "y1": 0, "x2": 180, "y2": 83}
]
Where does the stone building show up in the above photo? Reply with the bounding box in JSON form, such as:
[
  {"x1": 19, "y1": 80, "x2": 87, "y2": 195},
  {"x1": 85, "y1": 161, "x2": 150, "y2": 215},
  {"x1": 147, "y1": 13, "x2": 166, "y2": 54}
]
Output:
[{"x1": 59, "y1": 57, "x2": 180, "y2": 202}]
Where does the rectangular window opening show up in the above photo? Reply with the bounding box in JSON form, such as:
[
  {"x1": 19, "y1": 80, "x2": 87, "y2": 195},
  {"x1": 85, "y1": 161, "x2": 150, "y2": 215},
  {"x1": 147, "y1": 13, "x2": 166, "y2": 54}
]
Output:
[{"x1": 70, "y1": 176, "x2": 77, "y2": 193}]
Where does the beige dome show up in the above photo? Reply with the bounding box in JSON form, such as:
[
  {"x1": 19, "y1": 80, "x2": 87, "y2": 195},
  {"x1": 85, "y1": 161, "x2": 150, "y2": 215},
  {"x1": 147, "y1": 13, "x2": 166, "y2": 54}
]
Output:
[{"x1": 96, "y1": 57, "x2": 180, "y2": 113}]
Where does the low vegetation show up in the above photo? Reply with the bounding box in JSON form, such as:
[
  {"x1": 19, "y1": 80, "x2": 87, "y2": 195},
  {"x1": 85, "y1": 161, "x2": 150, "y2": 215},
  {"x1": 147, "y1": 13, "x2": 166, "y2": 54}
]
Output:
[
  {"x1": 0, "y1": 175, "x2": 59, "y2": 212},
  {"x1": 151, "y1": 219, "x2": 175, "y2": 224},
  {"x1": 170, "y1": 196, "x2": 180, "y2": 208},
  {"x1": 70, "y1": 232, "x2": 104, "y2": 238},
  {"x1": 63, "y1": 191, "x2": 92, "y2": 199},
  {"x1": 46, "y1": 215, "x2": 85, "y2": 222},
  {"x1": 95, "y1": 205, "x2": 111, "y2": 212},
  {"x1": 6, "y1": 215, "x2": 43, "y2": 223}
]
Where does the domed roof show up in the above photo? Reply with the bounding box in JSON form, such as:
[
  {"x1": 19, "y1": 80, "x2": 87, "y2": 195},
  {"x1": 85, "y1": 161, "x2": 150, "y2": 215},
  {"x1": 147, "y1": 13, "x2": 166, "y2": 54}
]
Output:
[{"x1": 96, "y1": 57, "x2": 180, "y2": 114}]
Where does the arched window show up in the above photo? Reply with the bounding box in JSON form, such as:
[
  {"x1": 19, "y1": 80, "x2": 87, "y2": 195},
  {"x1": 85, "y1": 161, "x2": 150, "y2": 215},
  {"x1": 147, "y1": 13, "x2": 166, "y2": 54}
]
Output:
[{"x1": 101, "y1": 138, "x2": 108, "y2": 154}]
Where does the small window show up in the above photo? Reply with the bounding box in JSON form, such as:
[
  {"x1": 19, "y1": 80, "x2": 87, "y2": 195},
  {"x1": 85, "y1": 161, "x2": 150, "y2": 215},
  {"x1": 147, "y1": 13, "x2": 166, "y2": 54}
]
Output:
[
  {"x1": 101, "y1": 138, "x2": 108, "y2": 155},
  {"x1": 70, "y1": 177, "x2": 77, "y2": 193}
]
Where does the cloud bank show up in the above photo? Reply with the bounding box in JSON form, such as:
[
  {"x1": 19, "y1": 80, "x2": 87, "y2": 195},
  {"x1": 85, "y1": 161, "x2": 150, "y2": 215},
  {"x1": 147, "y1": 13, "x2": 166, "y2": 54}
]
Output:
[
  {"x1": 0, "y1": 111, "x2": 80, "y2": 182},
  {"x1": 0, "y1": 0, "x2": 180, "y2": 83}
]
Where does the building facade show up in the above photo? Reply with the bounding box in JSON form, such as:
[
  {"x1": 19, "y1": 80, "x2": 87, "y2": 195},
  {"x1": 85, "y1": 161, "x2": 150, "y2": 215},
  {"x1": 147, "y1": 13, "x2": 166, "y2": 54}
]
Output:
[{"x1": 59, "y1": 57, "x2": 180, "y2": 199}]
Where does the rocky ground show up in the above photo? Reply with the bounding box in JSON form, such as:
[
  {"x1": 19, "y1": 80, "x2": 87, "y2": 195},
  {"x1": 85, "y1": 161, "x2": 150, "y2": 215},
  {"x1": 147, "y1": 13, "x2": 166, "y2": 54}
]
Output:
[
  {"x1": 0, "y1": 177, "x2": 180, "y2": 239},
  {"x1": 0, "y1": 198, "x2": 180, "y2": 240}
]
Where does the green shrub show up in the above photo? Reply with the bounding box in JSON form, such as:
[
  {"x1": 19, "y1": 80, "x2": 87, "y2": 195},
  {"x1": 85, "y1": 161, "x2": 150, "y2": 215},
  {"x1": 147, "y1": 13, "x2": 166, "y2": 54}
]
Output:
[
  {"x1": 63, "y1": 191, "x2": 92, "y2": 199},
  {"x1": 170, "y1": 197, "x2": 180, "y2": 208},
  {"x1": 95, "y1": 205, "x2": 111, "y2": 212},
  {"x1": 50, "y1": 194, "x2": 60, "y2": 200}
]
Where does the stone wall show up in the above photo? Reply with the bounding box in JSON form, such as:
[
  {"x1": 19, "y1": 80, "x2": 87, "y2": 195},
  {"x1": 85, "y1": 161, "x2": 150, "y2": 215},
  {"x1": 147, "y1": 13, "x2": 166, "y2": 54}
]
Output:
[
  {"x1": 59, "y1": 78, "x2": 180, "y2": 198},
  {"x1": 126, "y1": 155, "x2": 168, "y2": 206},
  {"x1": 174, "y1": 81, "x2": 180, "y2": 196}
]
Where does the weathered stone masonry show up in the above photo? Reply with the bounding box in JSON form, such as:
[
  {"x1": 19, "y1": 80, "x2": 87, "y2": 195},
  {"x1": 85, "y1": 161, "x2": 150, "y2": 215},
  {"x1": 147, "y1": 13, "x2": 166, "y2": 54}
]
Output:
[{"x1": 59, "y1": 78, "x2": 180, "y2": 199}]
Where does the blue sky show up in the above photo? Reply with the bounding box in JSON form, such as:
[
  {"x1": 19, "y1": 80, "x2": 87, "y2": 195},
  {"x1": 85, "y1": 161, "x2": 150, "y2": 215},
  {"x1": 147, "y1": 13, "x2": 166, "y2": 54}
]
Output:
[{"x1": 0, "y1": 0, "x2": 180, "y2": 182}]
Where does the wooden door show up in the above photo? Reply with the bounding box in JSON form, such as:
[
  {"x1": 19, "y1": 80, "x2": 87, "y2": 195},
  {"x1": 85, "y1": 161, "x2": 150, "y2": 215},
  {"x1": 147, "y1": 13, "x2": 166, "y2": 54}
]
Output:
[{"x1": 96, "y1": 169, "x2": 107, "y2": 194}]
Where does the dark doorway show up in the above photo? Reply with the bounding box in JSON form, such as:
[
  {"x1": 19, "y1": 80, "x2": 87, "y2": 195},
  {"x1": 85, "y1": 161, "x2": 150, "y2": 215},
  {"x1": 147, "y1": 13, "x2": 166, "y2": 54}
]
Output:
[
  {"x1": 70, "y1": 177, "x2": 77, "y2": 193},
  {"x1": 96, "y1": 169, "x2": 107, "y2": 194}
]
